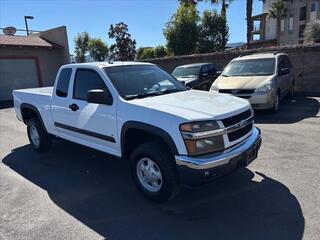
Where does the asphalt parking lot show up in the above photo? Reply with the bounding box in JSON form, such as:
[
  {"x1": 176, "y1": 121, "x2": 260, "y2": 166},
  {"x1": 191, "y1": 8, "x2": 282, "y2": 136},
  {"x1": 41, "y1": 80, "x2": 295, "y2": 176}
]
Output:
[{"x1": 0, "y1": 96, "x2": 319, "y2": 240}]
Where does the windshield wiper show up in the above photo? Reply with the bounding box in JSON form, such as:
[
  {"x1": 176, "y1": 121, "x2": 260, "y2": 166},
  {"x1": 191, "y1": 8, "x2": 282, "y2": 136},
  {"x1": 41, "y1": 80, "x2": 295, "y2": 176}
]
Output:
[
  {"x1": 125, "y1": 89, "x2": 185, "y2": 100},
  {"x1": 160, "y1": 88, "x2": 185, "y2": 94},
  {"x1": 125, "y1": 91, "x2": 164, "y2": 100}
]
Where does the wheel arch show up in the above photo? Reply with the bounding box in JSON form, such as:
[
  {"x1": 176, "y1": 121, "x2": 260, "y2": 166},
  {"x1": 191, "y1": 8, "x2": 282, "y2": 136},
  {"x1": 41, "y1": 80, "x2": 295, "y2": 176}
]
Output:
[
  {"x1": 20, "y1": 103, "x2": 48, "y2": 133},
  {"x1": 121, "y1": 121, "x2": 178, "y2": 160}
]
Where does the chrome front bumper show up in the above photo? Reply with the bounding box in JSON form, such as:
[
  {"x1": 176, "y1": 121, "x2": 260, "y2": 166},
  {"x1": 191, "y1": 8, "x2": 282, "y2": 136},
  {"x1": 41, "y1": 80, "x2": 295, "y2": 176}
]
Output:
[{"x1": 175, "y1": 127, "x2": 261, "y2": 170}]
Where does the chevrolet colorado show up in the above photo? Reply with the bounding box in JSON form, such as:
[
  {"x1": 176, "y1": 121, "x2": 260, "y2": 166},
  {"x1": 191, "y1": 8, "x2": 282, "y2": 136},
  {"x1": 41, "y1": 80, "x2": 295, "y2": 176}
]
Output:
[{"x1": 13, "y1": 62, "x2": 261, "y2": 202}]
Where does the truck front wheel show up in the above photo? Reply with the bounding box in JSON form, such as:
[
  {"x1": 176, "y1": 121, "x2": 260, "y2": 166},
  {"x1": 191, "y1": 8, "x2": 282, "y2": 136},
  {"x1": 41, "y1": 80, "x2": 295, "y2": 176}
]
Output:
[
  {"x1": 130, "y1": 142, "x2": 180, "y2": 202},
  {"x1": 27, "y1": 118, "x2": 52, "y2": 152}
]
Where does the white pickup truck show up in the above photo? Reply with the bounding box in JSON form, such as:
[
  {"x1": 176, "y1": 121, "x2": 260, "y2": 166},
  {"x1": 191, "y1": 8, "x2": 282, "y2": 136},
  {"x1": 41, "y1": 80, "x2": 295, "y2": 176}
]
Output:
[{"x1": 13, "y1": 62, "x2": 261, "y2": 202}]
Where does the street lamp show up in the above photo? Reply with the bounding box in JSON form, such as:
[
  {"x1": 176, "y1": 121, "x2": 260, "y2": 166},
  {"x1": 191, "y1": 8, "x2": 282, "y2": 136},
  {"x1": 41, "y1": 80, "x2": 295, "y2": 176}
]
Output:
[{"x1": 24, "y1": 16, "x2": 34, "y2": 36}]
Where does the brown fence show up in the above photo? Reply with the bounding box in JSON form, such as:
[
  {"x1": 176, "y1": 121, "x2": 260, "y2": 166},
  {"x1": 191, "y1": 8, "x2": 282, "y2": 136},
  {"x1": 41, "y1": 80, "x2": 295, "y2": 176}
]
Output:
[{"x1": 146, "y1": 44, "x2": 320, "y2": 93}]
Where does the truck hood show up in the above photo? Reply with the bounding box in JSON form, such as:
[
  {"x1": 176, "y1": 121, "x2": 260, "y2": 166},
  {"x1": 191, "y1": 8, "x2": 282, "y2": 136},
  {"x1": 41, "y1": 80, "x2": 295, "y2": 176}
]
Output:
[
  {"x1": 214, "y1": 75, "x2": 274, "y2": 89},
  {"x1": 128, "y1": 90, "x2": 250, "y2": 121}
]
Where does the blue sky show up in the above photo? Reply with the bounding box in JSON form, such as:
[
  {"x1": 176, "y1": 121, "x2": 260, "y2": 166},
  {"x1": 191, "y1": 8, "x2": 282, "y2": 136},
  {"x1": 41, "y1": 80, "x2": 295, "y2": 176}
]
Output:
[{"x1": 0, "y1": 0, "x2": 262, "y2": 52}]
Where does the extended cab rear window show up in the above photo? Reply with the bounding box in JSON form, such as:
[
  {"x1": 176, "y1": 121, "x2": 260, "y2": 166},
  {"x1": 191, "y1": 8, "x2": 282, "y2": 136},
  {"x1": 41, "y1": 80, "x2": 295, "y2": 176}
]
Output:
[{"x1": 56, "y1": 68, "x2": 72, "y2": 97}]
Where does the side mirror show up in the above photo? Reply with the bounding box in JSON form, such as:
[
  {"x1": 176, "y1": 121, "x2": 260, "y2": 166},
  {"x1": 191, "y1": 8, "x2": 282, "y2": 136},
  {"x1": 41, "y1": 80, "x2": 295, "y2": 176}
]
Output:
[
  {"x1": 87, "y1": 89, "x2": 113, "y2": 105},
  {"x1": 279, "y1": 68, "x2": 290, "y2": 75}
]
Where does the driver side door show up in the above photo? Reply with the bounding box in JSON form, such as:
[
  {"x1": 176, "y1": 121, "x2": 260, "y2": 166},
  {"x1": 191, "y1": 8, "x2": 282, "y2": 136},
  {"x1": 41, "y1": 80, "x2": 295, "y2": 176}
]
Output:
[{"x1": 63, "y1": 68, "x2": 119, "y2": 156}]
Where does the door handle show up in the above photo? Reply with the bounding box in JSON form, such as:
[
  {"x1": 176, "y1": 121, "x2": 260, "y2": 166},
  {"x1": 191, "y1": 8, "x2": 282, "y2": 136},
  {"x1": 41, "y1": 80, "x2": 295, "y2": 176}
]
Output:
[{"x1": 69, "y1": 103, "x2": 79, "y2": 111}]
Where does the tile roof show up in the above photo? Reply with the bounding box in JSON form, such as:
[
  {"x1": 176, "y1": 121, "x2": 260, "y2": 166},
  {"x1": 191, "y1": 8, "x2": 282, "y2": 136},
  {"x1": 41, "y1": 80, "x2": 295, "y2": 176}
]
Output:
[{"x1": 0, "y1": 35, "x2": 60, "y2": 48}]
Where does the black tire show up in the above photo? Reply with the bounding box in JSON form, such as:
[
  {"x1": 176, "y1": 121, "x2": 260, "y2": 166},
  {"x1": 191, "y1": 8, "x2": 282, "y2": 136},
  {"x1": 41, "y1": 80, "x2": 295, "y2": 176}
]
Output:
[
  {"x1": 130, "y1": 142, "x2": 180, "y2": 202},
  {"x1": 27, "y1": 118, "x2": 52, "y2": 152}
]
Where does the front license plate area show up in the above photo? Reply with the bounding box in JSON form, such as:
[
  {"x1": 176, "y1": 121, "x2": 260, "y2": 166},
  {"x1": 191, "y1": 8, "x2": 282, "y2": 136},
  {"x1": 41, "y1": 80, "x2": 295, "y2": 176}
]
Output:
[{"x1": 241, "y1": 140, "x2": 261, "y2": 166}]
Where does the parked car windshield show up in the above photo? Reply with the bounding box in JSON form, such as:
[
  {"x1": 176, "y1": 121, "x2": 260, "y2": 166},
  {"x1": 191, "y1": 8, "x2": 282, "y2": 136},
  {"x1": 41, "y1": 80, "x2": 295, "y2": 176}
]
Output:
[
  {"x1": 222, "y1": 58, "x2": 276, "y2": 77},
  {"x1": 104, "y1": 65, "x2": 187, "y2": 100},
  {"x1": 172, "y1": 66, "x2": 200, "y2": 78}
]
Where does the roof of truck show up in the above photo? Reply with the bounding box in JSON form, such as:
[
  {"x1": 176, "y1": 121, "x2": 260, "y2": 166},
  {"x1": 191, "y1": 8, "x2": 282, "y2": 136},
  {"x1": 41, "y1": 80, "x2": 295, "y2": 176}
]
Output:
[{"x1": 66, "y1": 61, "x2": 154, "y2": 68}]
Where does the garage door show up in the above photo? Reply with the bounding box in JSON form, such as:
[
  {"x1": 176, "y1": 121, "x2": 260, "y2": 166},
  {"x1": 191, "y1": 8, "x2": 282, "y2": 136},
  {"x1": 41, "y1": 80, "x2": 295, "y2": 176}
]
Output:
[{"x1": 0, "y1": 59, "x2": 39, "y2": 101}]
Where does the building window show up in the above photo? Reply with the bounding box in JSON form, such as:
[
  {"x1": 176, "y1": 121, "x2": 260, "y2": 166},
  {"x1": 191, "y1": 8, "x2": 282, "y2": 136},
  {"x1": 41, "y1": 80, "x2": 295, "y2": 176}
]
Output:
[
  {"x1": 311, "y1": 2, "x2": 317, "y2": 12},
  {"x1": 281, "y1": 18, "x2": 285, "y2": 32},
  {"x1": 289, "y1": 16, "x2": 294, "y2": 32},
  {"x1": 299, "y1": 6, "x2": 306, "y2": 21},
  {"x1": 310, "y1": 2, "x2": 318, "y2": 22},
  {"x1": 299, "y1": 24, "x2": 305, "y2": 38}
]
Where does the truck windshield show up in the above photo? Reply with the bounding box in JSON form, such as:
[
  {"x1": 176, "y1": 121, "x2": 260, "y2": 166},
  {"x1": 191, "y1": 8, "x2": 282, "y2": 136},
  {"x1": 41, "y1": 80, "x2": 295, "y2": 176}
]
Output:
[
  {"x1": 222, "y1": 58, "x2": 276, "y2": 77},
  {"x1": 104, "y1": 65, "x2": 187, "y2": 100},
  {"x1": 172, "y1": 66, "x2": 200, "y2": 78}
]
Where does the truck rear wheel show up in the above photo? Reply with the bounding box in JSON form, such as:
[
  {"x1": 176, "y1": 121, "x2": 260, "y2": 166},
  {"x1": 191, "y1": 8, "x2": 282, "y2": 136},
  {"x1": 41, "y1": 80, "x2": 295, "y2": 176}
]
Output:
[
  {"x1": 130, "y1": 142, "x2": 180, "y2": 202},
  {"x1": 27, "y1": 118, "x2": 52, "y2": 152}
]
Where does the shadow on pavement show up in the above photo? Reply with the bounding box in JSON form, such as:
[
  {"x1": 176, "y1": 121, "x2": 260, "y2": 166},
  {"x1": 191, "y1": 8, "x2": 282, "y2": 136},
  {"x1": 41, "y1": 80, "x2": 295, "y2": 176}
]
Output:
[
  {"x1": 2, "y1": 140, "x2": 305, "y2": 240},
  {"x1": 254, "y1": 96, "x2": 319, "y2": 124},
  {"x1": 0, "y1": 101, "x2": 13, "y2": 110}
]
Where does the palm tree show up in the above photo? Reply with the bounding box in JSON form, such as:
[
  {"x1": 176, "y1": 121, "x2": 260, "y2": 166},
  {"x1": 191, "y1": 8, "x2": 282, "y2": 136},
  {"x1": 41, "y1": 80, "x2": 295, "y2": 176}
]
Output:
[
  {"x1": 269, "y1": 0, "x2": 286, "y2": 46},
  {"x1": 178, "y1": 0, "x2": 198, "y2": 5},
  {"x1": 205, "y1": 0, "x2": 233, "y2": 50},
  {"x1": 246, "y1": 0, "x2": 253, "y2": 49}
]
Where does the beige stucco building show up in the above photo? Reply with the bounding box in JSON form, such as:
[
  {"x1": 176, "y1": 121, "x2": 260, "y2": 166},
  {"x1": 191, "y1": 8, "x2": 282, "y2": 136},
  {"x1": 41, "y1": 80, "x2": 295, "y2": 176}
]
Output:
[
  {"x1": 252, "y1": 0, "x2": 320, "y2": 46},
  {"x1": 0, "y1": 26, "x2": 69, "y2": 101}
]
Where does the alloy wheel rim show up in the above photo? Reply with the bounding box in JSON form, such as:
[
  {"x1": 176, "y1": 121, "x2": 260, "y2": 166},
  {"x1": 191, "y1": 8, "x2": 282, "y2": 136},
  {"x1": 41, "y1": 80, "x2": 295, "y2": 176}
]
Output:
[
  {"x1": 30, "y1": 125, "x2": 40, "y2": 147},
  {"x1": 136, "y1": 157, "x2": 163, "y2": 192}
]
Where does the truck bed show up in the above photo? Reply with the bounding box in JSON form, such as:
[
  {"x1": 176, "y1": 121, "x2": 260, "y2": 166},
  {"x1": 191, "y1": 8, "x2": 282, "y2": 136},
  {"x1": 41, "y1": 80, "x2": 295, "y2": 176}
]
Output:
[
  {"x1": 14, "y1": 86, "x2": 53, "y2": 96},
  {"x1": 13, "y1": 87, "x2": 54, "y2": 133}
]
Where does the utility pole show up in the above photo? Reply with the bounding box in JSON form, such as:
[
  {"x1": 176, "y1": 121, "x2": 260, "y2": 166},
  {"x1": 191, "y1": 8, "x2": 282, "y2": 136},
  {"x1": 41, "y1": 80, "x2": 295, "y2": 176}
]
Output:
[{"x1": 24, "y1": 16, "x2": 34, "y2": 36}]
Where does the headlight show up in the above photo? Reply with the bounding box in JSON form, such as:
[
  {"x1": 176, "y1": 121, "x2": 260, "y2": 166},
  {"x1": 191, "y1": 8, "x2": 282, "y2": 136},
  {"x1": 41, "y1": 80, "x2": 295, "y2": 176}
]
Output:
[
  {"x1": 254, "y1": 81, "x2": 273, "y2": 94},
  {"x1": 180, "y1": 121, "x2": 224, "y2": 156},
  {"x1": 210, "y1": 84, "x2": 219, "y2": 92}
]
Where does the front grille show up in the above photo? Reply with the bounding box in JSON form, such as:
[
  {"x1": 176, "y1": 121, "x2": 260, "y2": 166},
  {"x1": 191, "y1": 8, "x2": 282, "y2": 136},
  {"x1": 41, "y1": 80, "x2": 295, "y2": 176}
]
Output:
[
  {"x1": 237, "y1": 89, "x2": 254, "y2": 94},
  {"x1": 219, "y1": 89, "x2": 232, "y2": 94},
  {"x1": 220, "y1": 109, "x2": 253, "y2": 142},
  {"x1": 228, "y1": 122, "x2": 253, "y2": 141},
  {"x1": 222, "y1": 109, "x2": 252, "y2": 127}
]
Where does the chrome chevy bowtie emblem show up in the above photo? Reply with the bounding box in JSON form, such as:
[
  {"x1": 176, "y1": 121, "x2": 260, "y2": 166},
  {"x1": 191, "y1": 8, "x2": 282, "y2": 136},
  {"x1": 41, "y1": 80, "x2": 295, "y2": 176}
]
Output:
[{"x1": 239, "y1": 119, "x2": 246, "y2": 128}]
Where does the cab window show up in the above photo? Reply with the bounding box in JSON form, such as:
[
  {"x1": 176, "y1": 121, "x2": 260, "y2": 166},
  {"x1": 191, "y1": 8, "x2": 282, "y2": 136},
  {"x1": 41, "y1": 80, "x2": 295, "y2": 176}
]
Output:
[
  {"x1": 73, "y1": 69, "x2": 109, "y2": 101},
  {"x1": 56, "y1": 68, "x2": 72, "y2": 97}
]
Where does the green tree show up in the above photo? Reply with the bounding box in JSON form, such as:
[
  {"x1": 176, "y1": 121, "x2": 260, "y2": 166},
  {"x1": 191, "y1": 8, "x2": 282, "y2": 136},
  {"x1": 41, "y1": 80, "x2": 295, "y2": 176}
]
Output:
[
  {"x1": 164, "y1": 3, "x2": 199, "y2": 55},
  {"x1": 154, "y1": 45, "x2": 167, "y2": 58},
  {"x1": 304, "y1": 20, "x2": 320, "y2": 43},
  {"x1": 88, "y1": 38, "x2": 108, "y2": 61},
  {"x1": 246, "y1": 0, "x2": 253, "y2": 49},
  {"x1": 198, "y1": 10, "x2": 227, "y2": 53},
  {"x1": 137, "y1": 45, "x2": 168, "y2": 60},
  {"x1": 136, "y1": 47, "x2": 155, "y2": 60},
  {"x1": 178, "y1": 0, "x2": 198, "y2": 5},
  {"x1": 205, "y1": 0, "x2": 233, "y2": 50},
  {"x1": 74, "y1": 32, "x2": 90, "y2": 63},
  {"x1": 108, "y1": 22, "x2": 137, "y2": 61},
  {"x1": 269, "y1": 0, "x2": 286, "y2": 46}
]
